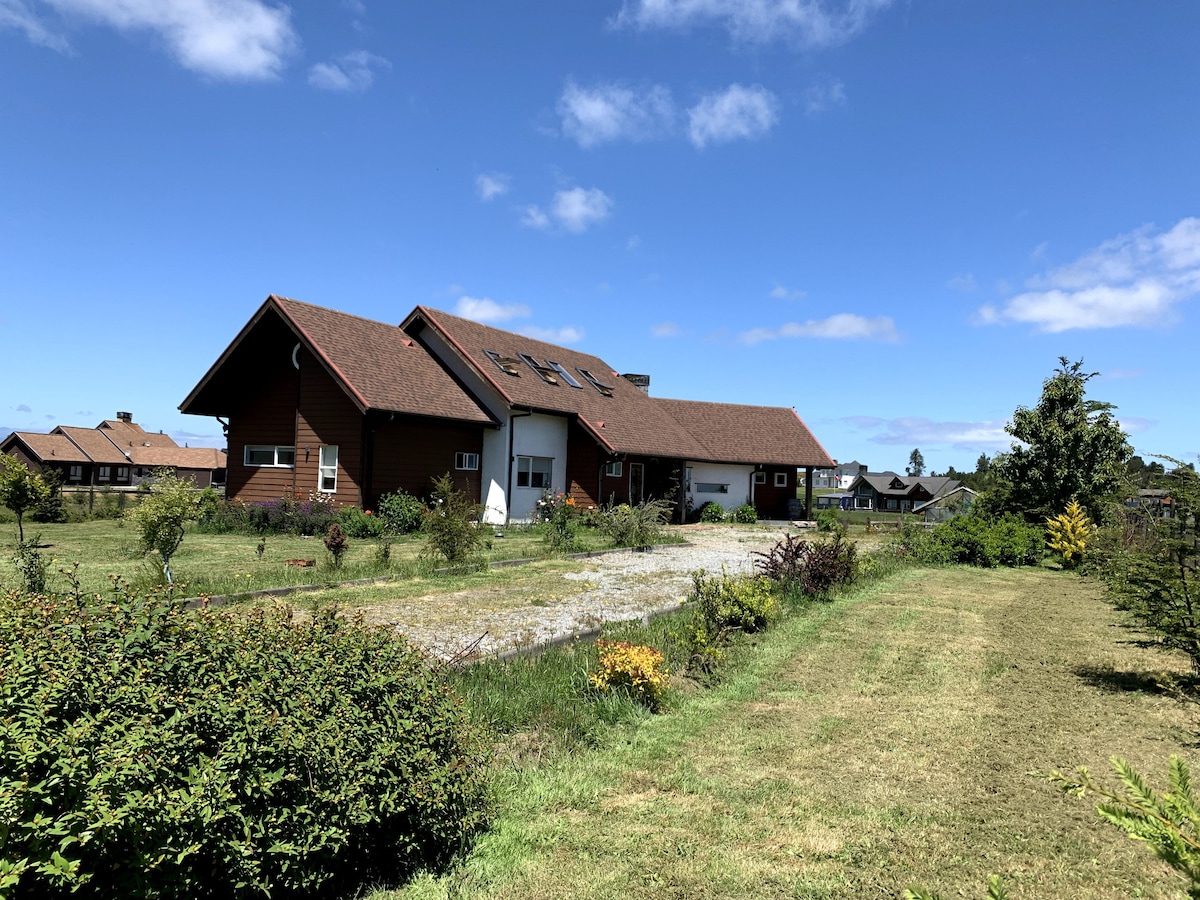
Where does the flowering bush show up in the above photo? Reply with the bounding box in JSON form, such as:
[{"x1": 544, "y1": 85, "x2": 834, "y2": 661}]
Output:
[
  {"x1": 339, "y1": 505, "x2": 385, "y2": 538},
  {"x1": 196, "y1": 493, "x2": 337, "y2": 536},
  {"x1": 589, "y1": 640, "x2": 670, "y2": 710},
  {"x1": 535, "y1": 490, "x2": 581, "y2": 554}
]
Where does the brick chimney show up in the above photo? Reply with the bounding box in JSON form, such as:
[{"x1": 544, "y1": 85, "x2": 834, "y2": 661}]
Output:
[
  {"x1": 621, "y1": 374, "x2": 650, "y2": 394},
  {"x1": 116, "y1": 411, "x2": 133, "y2": 423}
]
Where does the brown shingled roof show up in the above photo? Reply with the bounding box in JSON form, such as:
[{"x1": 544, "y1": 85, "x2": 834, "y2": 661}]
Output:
[
  {"x1": 653, "y1": 399, "x2": 835, "y2": 468},
  {"x1": 404, "y1": 306, "x2": 706, "y2": 459},
  {"x1": 100, "y1": 420, "x2": 180, "y2": 449},
  {"x1": 181, "y1": 296, "x2": 495, "y2": 425},
  {"x1": 3, "y1": 432, "x2": 91, "y2": 464},
  {"x1": 54, "y1": 426, "x2": 130, "y2": 465},
  {"x1": 132, "y1": 446, "x2": 226, "y2": 470}
]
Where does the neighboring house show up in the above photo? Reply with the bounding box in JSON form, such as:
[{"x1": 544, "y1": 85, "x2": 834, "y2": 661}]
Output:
[
  {"x1": 181, "y1": 295, "x2": 835, "y2": 523},
  {"x1": 845, "y1": 471, "x2": 964, "y2": 513},
  {"x1": 1, "y1": 412, "x2": 227, "y2": 489},
  {"x1": 913, "y1": 486, "x2": 978, "y2": 523},
  {"x1": 808, "y1": 460, "x2": 868, "y2": 490}
]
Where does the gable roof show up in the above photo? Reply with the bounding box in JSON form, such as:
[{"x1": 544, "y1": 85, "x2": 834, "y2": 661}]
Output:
[
  {"x1": 53, "y1": 426, "x2": 131, "y2": 465},
  {"x1": 99, "y1": 419, "x2": 180, "y2": 449},
  {"x1": 653, "y1": 398, "x2": 834, "y2": 467},
  {"x1": 1, "y1": 431, "x2": 91, "y2": 464},
  {"x1": 912, "y1": 485, "x2": 978, "y2": 513},
  {"x1": 181, "y1": 296, "x2": 495, "y2": 426},
  {"x1": 403, "y1": 306, "x2": 706, "y2": 459},
  {"x1": 851, "y1": 471, "x2": 963, "y2": 498}
]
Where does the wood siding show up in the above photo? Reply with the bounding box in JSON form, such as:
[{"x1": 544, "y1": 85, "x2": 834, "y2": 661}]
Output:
[
  {"x1": 368, "y1": 418, "x2": 484, "y2": 507},
  {"x1": 753, "y1": 466, "x2": 797, "y2": 520},
  {"x1": 226, "y1": 356, "x2": 300, "y2": 504},
  {"x1": 565, "y1": 419, "x2": 603, "y2": 507},
  {"x1": 294, "y1": 347, "x2": 364, "y2": 507}
]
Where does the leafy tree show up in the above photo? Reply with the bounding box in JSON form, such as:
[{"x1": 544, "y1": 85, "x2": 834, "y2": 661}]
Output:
[
  {"x1": 907, "y1": 448, "x2": 925, "y2": 477},
  {"x1": 991, "y1": 357, "x2": 1132, "y2": 522},
  {"x1": 0, "y1": 454, "x2": 50, "y2": 542},
  {"x1": 421, "y1": 473, "x2": 485, "y2": 563},
  {"x1": 128, "y1": 470, "x2": 201, "y2": 584}
]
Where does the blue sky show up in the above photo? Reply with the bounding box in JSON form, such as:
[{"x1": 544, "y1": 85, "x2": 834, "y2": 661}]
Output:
[{"x1": 2, "y1": 0, "x2": 1197, "y2": 475}]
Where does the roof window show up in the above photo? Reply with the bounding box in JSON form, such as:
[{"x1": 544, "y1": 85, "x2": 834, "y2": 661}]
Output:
[
  {"x1": 546, "y1": 360, "x2": 583, "y2": 388},
  {"x1": 518, "y1": 353, "x2": 560, "y2": 385},
  {"x1": 577, "y1": 368, "x2": 614, "y2": 397},
  {"x1": 485, "y1": 350, "x2": 522, "y2": 376}
]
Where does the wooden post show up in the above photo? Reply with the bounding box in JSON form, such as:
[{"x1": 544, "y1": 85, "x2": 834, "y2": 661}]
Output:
[{"x1": 804, "y1": 466, "x2": 814, "y2": 520}]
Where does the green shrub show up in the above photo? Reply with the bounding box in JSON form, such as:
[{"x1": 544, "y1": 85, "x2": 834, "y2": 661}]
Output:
[
  {"x1": 599, "y1": 499, "x2": 672, "y2": 548},
  {"x1": 816, "y1": 508, "x2": 843, "y2": 533},
  {"x1": 0, "y1": 587, "x2": 489, "y2": 899},
  {"x1": 377, "y1": 488, "x2": 427, "y2": 535},
  {"x1": 534, "y1": 490, "x2": 582, "y2": 554},
  {"x1": 12, "y1": 534, "x2": 48, "y2": 594},
  {"x1": 698, "y1": 501, "x2": 726, "y2": 523},
  {"x1": 196, "y1": 495, "x2": 337, "y2": 536},
  {"x1": 588, "y1": 640, "x2": 670, "y2": 711},
  {"x1": 690, "y1": 570, "x2": 778, "y2": 634},
  {"x1": 126, "y1": 471, "x2": 202, "y2": 584},
  {"x1": 422, "y1": 474, "x2": 485, "y2": 563},
  {"x1": 730, "y1": 503, "x2": 757, "y2": 524},
  {"x1": 888, "y1": 514, "x2": 1043, "y2": 568},
  {"x1": 338, "y1": 505, "x2": 385, "y2": 538}
]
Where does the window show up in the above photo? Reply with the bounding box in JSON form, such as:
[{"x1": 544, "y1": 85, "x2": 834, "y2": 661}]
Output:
[
  {"x1": 518, "y1": 353, "x2": 559, "y2": 385},
  {"x1": 68, "y1": 465, "x2": 82, "y2": 482},
  {"x1": 887, "y1": 498, "x2": 898, "y2": 510},
  {"x1": 774, "y1": 472, "x2": 788, "y2": 488},
  {"x1": 546, "y1": 360, "x2": 583, "y2": 388},
  {"x1": 318, "y1": 445, "x2": 338, "y2": 493},
  {"x1": 117, "y1": 466, "x2": 129, "y2": 481},
  {"x1": 577, "y1": 368, "x2": 614, "y2": 397},
  {"x1": 696, "y1": 482, "x2": 729, "y2": 494},
  {"x1": 455, "y1": 451, "x2": 479, "y2": 471},
  {"x1": 245, "y1": 445, "x2": 295, "y2": 467},
  {"x1": 98, "y1": 466, "x2": 111, "y2": 481},
  {"x1": 516, "y1": 456, "x2": 552, "y2": 489},
  {"x1": 753, "y1": 472, "x2": 766, "y2": 485},
  {"x1": 484, "y1": 350, "x2": 521, "y2": 376},
  {"x1": 605, "y1": 461, "x2": 623, "y2": 477}
]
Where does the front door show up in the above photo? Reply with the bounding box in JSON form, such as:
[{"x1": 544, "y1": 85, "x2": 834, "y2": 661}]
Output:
[{"x1": 629, "y1": 462, "x2": 644, "y2": 504}]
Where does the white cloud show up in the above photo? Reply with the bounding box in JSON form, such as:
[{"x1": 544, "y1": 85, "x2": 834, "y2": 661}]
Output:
[
  {"x1": 453, "y1": 296, "x2": 531, "y2": 323},
  {"x1": 626, "y1": 235, "x2": 642, "y2": 251},
  {"x1": 340, "y1": 0, "x2": 365, "y2": 14},
  {"x1": 651, "y1": 321, "x2": 680, "y2": 337},
  {"x1": 687, "y1": 84, "x2": 779, "y2": 148},
  {"x1": 614, "y1": 0, "x2": 894, "y2": 48},
  {"x1": 946, "y1": 273, "x2": 976, "y2": 292},
  {"x1": 309, "y1": 50, "x2": 389, "y2": 92},
  {"x1": 42, "y1": 0, "x2": 298, "y2": 80},
  {"x1": 842, "y1": 415, "x2": 1011, "y2": 450},
  {"x1": 521, "y1": 205, "x2": 550, "y2": 230},
  {"x1": 475, "y1": 172, "x2": 511, "y2": 201},
  {"x1": 0, "y1": 0, "x2": 71, "y2": 51},
  {"x1": 803, "y1": 75, "x2": 845, "y2": 115},
  {"x1": 769, "y1": 283, "x2": 805, "y2": 300},
  {"x1": 551, "y1": 187, "x2": 613, "y2": 233},
  {"x1": 557, "y1": 79, "x2": 676, "y2": 148},
  {"x1": 980, "y1": 218, "x2": 1200, "y2": 332},
  {"x1": 740, "y1": 313, "x2": 898, "y2": 344},
  {"x1": 519, "y1": 325, "x2": 585, "y2": 344}
]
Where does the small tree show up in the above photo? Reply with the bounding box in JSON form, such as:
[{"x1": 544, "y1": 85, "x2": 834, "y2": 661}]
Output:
[
  {"x1": 128, "y1": 470, "x2": 201, "y2": 584},
  {"x1": 0, "y1": 454, "x2": 49, "y2": 542},
  {"x1": 907, "y1": 448, "x2": 925, "y2": 477},
  {"x1": 421, "y1": 474, "x2": 485, "y2": 563},
  {"x1": 991, "y1": 357, "x2": 1132, "y2": 522}
]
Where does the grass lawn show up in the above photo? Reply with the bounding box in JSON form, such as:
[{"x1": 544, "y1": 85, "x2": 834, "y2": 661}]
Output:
[
  {"x1": 380, "y1": 566, "x2": 1195, "y2": 899},
  {"x1": 0, "y1": 518, "x2": 654, "y2": 598}
]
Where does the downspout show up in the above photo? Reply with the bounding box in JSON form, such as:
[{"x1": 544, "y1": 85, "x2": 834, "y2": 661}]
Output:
[{"x1": 505, "y1": 409, "x2": 533, "y2": 522}]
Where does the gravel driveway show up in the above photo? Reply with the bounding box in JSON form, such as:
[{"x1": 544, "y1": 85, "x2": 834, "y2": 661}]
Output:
[{"x1": 380, "y1": 525, "x2": 793, "y2": 659}]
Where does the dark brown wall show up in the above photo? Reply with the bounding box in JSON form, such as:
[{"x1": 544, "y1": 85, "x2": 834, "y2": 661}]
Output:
[
  {"x1": 369, "y1": 418, "x2": 484, "y2": 507},
  {"x1": 565, "y1": 420, "x2": 603, "y2": 507},
  {"x1": 226, "y1": 354, "x2": 300, "y2": 504},
  {"x1": 294, "y1": 347, "x2": 364, "y2": 506},
  {"x1": 753, "y1": 466, "x2": 796, "y2": 519}
]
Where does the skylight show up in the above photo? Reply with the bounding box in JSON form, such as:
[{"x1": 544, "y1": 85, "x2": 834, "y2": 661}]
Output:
[
  {"x1": 484, "y1": 350, "x2": 522, "y2": 376},
  {"x1": 518, "y1": 353, "x2": 559, "y2": 385},
  {"x1": 577, "y1": 368, "x2": 614, "y2": 397},
  {"x1": 546, "y1": 360, "x2": 583, "y2": 388}
]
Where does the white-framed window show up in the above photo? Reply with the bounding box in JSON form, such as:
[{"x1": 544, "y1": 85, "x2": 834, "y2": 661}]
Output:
[
  {"x1": 318, "y1": 445, "x2": 338, "y2": 493},
  {"x1": 696, "y1": 482, "x2": 728, "y2": 494},
  {"x1": 753, "y1": 471, "x2": 766, "y2": 485},
  {"x1": 98, "y1": 466, "x2": 111, "y2": 481},
  {"x1": 245, "y1": 445, "x2": 296, "y2": 467},
  {"x1": 455, "y1": 451, "x2": 479, "y2": 471},
  {"x1": 774, "y1": 472, "x2": 788, "y2": 488},
  {"x1": 605, "y1": 461, "x2": 623, "y2": 477},
  {"x1": 516, "y1": 456, "x2": 552, "y2": 489},
  {"x1": 68, "y1": 465, "x2": 82, "y2": 482}
]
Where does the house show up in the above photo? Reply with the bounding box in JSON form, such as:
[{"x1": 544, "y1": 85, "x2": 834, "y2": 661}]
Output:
[
  {"x1": 1, "y1": 412, "x2": 227, "y2": 489},
  {"x1": 845, "y1": 471, "x2": 964, "y2": 513},
  {"x1": 912, "y1": 486, "x2": 978, "y2": 523},
  {"x1": 180, "y1": 295, "x2": 835, "y2": 523},
  {"x1": 807, "y1": 460, "x2": 868, "y2": 490}
]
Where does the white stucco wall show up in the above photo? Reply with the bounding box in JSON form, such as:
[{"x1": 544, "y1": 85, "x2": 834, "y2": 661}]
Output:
[
  {"x1": 481, "y1": 426, "x2": 510, "y2": 525},
  {"x1": 686, "y1": 462, "x2": 755, "y2": 513},
  {"x1": 508, "y1": 413, "x2": 569, "y2": 521}
]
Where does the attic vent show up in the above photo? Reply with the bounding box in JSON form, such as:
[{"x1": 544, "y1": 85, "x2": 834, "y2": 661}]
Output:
[
  {"x1": 484, "y1": 350, "x2": 522, "y2": 376},
  {"x1": 518, "y1": 353, "x2": 560, "y2": 385},
  {"x1": 577, "y1": 367, "x2": 614, "y2": 397},
  {"x1": 546, "y1": 360, "x2": 583, "y2": 388}
]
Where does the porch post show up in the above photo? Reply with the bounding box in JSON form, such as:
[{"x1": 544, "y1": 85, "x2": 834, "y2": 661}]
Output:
[{"x1": 804, "y1": 466, "x2": 814, "y2": 520}]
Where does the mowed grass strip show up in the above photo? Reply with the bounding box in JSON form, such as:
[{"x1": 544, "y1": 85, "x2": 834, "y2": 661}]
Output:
[{"x1": 385, "y1": 567, "x2": 1194, "y2": 900}]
